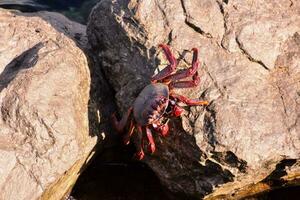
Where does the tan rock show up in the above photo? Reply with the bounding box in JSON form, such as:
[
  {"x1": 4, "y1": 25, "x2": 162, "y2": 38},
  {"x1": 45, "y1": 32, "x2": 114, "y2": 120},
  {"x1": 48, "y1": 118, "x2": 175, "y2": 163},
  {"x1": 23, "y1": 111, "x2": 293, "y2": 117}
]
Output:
[
  {"x1": 0, "y1": 9, "x2": 96, "y2": 200},
  {"x1": 222, "y1": 0, "x2": 300, "y2": 69}
]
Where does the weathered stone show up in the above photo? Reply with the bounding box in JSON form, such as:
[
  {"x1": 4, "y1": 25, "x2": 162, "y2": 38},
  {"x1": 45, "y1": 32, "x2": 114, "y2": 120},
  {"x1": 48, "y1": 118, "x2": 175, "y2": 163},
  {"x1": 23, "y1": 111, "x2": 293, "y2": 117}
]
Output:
[
  {"x1": 221, "y1": 0, "x2": 300, "y2": 70},
  {"x1": 0, "y1": 9, "x2": 96, "y2": 200},
  {"x1": 88, "y1": 0, "x2": 300, "y2": 199},
  {"x1": 28, "y1": 11, "x2": 88, "y2": 48}
]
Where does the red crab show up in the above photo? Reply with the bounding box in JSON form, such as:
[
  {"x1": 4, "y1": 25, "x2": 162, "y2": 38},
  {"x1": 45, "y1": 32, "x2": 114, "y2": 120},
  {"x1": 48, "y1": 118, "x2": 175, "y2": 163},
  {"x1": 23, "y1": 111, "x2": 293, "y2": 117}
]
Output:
[{"x1": 112, "y1": 44, "x2": 208, "y2": 160}]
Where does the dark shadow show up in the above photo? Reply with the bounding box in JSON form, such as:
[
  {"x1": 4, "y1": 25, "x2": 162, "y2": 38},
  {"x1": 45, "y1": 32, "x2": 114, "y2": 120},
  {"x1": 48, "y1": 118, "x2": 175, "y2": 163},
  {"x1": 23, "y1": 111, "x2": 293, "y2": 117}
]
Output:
[
  {"x1": 252, "y1": 185, "x2": 300, "y2": 200},
  {"x1": 211, "y1": 151, "x2": 248, "y2": 173},
  {"x1": 262, "y1": 159, "x2": 297, "y2": 187},
  {"x1": 237, "y1": 159, "x2": 299, "y2": 200},
  {"x1": 71, "y1": 144, "x2": 174, "y2": 200},
  {"x1": 0, "y1": 42, "x2": 43, "y2": 92}
]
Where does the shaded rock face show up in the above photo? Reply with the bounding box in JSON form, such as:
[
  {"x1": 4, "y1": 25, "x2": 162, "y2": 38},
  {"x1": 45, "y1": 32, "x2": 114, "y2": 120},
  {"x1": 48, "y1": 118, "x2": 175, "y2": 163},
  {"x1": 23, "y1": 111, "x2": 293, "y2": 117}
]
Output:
[
  {"x1": 0, "y1": 9, "x2": 96, "y2": 200},
  {"x1": 87, "y1": 0, "x2": 300, "y2": 199}
]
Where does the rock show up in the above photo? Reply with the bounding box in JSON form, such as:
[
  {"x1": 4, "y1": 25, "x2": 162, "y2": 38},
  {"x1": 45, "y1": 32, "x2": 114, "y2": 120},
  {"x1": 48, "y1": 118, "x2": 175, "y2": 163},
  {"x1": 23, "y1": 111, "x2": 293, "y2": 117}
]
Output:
[
  {"x1": 87, "y1": 0, "x2": 300, "y2": 199},
  {"x1": 222, "y1": 0, "x2": 300, "y2": 70},
  {"x1": 0, "y1": 9, "x2": 96, "y2": 200},
  {"x1": 28, "y1": 11, "x2": 88, "y2": 48}
]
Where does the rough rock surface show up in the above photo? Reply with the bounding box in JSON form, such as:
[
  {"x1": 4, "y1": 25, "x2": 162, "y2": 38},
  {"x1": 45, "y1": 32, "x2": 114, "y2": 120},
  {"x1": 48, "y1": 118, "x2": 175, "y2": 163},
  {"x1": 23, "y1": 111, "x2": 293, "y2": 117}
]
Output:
[
  {"x1": 0, "y1": 9, "x2": 96, "y2": 200},
  {"x1": 88, "y1": 0, "x2": 300, "y2": 199},
  {"x1": 28, "y1": 11, "x2": 88, "y2": 48}
]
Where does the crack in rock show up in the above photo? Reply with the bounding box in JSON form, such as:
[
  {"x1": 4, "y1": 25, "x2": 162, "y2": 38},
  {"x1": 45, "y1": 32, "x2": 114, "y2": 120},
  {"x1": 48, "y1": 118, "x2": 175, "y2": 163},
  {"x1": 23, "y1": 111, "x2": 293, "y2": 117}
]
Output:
[
  {"x1": 16, "y1": 156, "x2": 44, "y2": 190},
  {"x1": 202, "y1": 63, "x2": 226, "y2": 98},
  {"x1": 235, "y1": 37, "x2": 270, "y2": 71},
  {"x1": 276, "y1": 85, "x2": 288, "y2": 115},
  {"x1": 155, "y1": 0, "x2": 170, "y2": 27},
  {"x1": 211, "y1": 151, "x2": 248, "y2": 173},
  {"x1": 204, "y1": 105, "x2": 218, "y2": 150},
  {"x1": 216, "y1": 0, "x2": 230, "y2": 51},
  {"x1": 180, "y1": 0, "x2": 213, "y2": 39}
]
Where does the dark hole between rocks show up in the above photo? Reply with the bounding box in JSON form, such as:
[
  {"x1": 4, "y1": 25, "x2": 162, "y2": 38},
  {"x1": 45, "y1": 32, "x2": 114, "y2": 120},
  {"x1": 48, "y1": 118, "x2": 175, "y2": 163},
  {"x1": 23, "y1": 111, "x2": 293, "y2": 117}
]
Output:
[{"x1": 70, "y1": 143, "x2": 173, "y2": 200}]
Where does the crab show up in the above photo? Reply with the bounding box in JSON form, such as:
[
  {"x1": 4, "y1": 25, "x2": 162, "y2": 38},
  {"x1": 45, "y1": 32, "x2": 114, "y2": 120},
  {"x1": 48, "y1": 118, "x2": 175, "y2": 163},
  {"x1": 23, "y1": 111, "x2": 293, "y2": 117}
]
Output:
[{"x1": 111, "y1": 44, "x2": 208, "y2": 160}]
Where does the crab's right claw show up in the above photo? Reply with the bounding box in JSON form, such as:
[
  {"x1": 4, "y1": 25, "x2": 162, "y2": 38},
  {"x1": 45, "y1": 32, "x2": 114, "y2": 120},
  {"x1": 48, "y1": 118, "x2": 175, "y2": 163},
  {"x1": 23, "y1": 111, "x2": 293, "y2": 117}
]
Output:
[{"x1": 134, "y1": 150, "x2": 145, "y2": 160}]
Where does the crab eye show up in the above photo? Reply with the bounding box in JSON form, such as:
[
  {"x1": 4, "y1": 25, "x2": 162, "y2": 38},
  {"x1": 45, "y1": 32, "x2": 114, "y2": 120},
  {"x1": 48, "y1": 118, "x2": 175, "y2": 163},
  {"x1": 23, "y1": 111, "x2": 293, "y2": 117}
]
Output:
[{"x1": 170, "y1": 100, "x2": 175, "y2": 105}]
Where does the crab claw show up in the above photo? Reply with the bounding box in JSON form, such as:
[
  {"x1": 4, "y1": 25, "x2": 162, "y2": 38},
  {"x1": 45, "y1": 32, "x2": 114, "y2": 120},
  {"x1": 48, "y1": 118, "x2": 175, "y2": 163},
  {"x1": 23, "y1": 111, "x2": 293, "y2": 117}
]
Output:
[
  {"x1": 123, "y1": 137, "x2": 130, "y2": 145},
  {"x1": 173, "y1": 105, "x2": 184, "y2": 117},
  {"x1": 134, "y1": 150, "x2": 145, "y2": 160},
  {"x1": 158, "y1": 123, "x2": 169, "y2": 137},
  {"x1": 146, "y1": 127, "x2": 156, "y2": 154},
  {"x1": 148, "y1": 144, "x2": 155, "y2": 154},
  {"x1": 153, "y1": 121, "x2": 170, "y2": 137}
]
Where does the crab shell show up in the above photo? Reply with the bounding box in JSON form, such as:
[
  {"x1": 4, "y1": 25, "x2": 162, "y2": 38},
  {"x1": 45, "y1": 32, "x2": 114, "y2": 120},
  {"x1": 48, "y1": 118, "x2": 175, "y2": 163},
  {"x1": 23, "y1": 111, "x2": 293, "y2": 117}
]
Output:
[{"x1": 133, "y1": 83, "x2": 169, "y2": 126}]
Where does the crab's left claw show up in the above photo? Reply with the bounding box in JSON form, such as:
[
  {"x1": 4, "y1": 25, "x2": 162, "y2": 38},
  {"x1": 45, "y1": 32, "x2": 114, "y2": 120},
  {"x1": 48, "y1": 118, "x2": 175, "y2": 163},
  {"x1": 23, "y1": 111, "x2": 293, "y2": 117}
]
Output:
[{"x1": 158, "y1": 123, "x2": 169, "y2": 137}]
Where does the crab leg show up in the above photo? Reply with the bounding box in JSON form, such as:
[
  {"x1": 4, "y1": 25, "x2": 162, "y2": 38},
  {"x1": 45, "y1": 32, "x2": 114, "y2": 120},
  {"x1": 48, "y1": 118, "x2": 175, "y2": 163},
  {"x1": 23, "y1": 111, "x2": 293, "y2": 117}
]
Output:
[
  {"x1": 170, "y1": 71, "x2": 200, "y2": 88},
  {"x1": 170, "y1": 93, "x2": 209, "y2": 106},
  {"x1": 151, "y1": 44, "x2": 177, "y2": 82},
  {"x1": 123, "y1": 120, "x2": 135, "y2": 145},
  {"x1": 169, "y1": 73, "x2": 200, "y2": 87},
  {"x1": 168, "y1": 48, "x2": 200, "y2": 82},
  {"x1": 146, "y1": 127, "x2": 155, "y2": 153},
  {"x1": 134, "y1": 125, "x2": 145, "y2": 160},
  {"x1": 111, "y1": 107, "x2": 133, "y2": 133}
]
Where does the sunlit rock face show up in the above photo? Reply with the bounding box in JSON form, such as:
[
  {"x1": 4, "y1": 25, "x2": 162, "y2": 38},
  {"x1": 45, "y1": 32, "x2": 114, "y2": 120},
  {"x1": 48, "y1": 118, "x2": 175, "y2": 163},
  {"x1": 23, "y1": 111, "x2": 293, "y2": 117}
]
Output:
[
  {"x1": 0, "y1": 9, "x2": 96, "y2": 200},
  {"x1": 87, "y1": 0, "x2": 300, "y2": 199}
]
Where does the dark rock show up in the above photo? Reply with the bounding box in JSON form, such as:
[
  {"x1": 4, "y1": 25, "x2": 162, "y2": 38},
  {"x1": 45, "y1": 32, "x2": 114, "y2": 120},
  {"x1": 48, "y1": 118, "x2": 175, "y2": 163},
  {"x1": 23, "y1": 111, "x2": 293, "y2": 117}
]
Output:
[{"x1": 87, "y1": 0, "x2": 300, "y2": 198}]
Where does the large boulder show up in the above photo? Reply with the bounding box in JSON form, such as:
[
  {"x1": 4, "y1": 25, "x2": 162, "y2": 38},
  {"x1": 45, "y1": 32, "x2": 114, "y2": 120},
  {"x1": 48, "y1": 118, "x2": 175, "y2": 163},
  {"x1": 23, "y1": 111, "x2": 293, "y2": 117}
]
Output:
[
  {"x1": 0, "y1": 9, "x2": 96, "y2": 200},
  {"x1": 87, "y1": 0, "x2": 300, "y2": 199}
]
